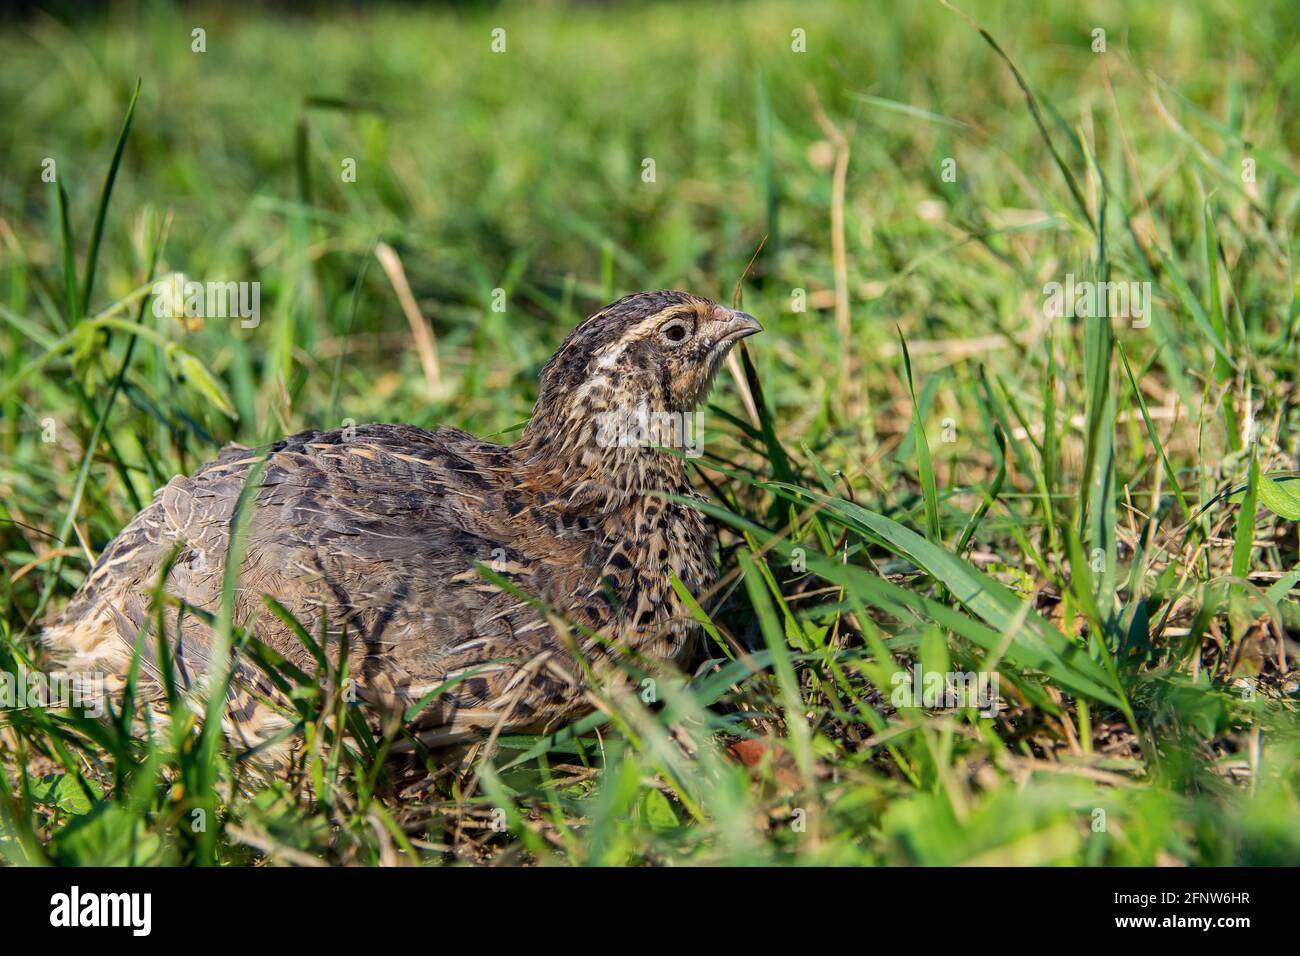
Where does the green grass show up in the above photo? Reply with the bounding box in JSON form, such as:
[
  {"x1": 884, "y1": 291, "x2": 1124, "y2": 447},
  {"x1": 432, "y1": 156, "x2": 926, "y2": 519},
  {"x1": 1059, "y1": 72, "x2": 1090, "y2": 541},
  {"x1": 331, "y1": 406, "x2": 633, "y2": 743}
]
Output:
[{"x1": 2, "y1": 0, "x2": 1299, "y2": 865}]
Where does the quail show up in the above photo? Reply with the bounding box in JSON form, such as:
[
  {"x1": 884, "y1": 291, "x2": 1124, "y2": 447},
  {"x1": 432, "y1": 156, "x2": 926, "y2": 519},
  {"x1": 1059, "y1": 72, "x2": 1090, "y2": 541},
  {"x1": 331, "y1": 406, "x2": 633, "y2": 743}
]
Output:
[{"x1": 44, "y1": 291, "x2": 762, "y2": 752}]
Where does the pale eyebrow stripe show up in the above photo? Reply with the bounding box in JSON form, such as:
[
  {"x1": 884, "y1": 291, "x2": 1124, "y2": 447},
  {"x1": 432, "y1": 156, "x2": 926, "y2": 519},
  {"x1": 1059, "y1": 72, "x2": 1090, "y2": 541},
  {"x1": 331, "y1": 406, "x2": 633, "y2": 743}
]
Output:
[{"x1": 592, "y1": 313, "x2": 669, "y2": 367}]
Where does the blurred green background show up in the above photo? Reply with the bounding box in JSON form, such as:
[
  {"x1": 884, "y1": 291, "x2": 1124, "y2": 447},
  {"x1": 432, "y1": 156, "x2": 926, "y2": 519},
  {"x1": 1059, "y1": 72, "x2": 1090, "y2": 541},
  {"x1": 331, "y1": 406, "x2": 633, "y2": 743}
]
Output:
[{"x1": 2, "y1": 0, "x2": 1294, "y2": 456}]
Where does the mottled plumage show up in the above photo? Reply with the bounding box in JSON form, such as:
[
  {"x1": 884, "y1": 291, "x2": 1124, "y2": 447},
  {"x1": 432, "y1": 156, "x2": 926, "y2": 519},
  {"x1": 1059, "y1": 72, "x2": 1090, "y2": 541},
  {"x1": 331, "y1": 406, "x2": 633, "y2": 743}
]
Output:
[{"x1": 44, "y1": 291, "x2": 761, "y2": 754}]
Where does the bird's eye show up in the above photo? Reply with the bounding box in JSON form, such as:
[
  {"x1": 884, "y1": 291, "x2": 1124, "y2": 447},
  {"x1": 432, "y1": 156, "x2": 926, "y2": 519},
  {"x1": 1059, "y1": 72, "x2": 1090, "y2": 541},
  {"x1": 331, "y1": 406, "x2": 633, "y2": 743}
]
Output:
[{"x1": 661, "y1": 320, "x2": 689, "y2": 344}]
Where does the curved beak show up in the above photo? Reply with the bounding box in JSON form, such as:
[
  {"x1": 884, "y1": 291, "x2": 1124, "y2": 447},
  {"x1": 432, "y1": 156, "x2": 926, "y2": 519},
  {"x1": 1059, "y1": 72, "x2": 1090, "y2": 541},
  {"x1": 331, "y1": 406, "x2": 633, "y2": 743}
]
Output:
[{"x1": 719, "y1": 310, "x2": 763, "y2": 345}]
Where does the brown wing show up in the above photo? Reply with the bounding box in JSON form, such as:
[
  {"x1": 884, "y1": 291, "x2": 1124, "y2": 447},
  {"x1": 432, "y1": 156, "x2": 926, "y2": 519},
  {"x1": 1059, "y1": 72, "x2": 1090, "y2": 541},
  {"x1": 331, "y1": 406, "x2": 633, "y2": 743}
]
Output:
[{"x1": 44, "y1": 424, "x2": 582, "y2": 748}]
